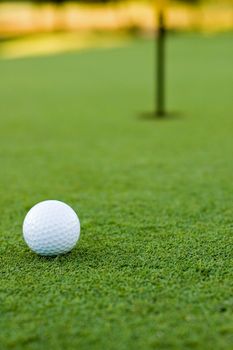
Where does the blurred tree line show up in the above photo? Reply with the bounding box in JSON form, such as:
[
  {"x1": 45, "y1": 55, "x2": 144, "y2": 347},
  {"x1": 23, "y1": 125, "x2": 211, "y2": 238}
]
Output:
[
  {"x1": 34, "y1": 0, "x2": 201, "y2": 3},
  {"x1": 0, "y1": 0, "x2": 203, "y2": 3}
]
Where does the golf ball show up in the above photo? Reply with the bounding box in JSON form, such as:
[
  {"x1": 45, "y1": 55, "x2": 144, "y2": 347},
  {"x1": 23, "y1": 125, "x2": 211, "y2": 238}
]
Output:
[{"x1": 23, "y1": 200, "x2": 80, "y2": 256}]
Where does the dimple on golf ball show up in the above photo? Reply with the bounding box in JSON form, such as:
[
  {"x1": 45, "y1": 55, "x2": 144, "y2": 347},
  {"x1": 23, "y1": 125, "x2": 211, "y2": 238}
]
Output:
[{"x1": 23, "y1": 200, "x2": 80, "y2": 256}]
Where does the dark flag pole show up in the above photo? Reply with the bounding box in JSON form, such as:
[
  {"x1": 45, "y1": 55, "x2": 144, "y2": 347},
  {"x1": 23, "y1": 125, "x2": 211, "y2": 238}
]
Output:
[{"x1": 156, "y1": 1, "x2": 166, "y2": 117}]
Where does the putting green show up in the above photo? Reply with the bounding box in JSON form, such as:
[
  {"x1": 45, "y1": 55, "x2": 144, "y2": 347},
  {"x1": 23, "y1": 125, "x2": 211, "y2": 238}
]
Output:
[{"x1": 0, "y1": 33, "x2": 232, "y2": 349}]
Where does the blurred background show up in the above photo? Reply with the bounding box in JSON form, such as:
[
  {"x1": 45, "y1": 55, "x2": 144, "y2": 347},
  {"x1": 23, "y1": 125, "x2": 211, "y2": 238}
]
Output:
[{"x1": 0, "y1": 0, "x2": 233, "y2": 58}]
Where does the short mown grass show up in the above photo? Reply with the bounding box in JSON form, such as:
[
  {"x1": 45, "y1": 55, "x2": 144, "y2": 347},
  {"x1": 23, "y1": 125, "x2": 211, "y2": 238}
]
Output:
[{"x1": 0, "y1": 34, "x2": 232, "y2": 349}]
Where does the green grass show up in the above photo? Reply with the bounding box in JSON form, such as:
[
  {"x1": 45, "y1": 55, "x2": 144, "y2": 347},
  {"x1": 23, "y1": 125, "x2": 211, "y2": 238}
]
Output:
[{"x1": 0, "y1": 33, "x2": 232, "y2": 350}]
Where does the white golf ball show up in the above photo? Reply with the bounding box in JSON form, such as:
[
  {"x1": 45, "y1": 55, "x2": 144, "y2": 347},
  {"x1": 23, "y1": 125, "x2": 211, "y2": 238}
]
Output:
[{"x1": 23, "y1": 200, "x2": 80, "y2": 256}]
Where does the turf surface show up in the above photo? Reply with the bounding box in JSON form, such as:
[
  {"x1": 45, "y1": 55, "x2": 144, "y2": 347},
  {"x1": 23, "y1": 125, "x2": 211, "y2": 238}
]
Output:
[{"x1": 0, "y1": 34, "x2": 232, "y2": 349}]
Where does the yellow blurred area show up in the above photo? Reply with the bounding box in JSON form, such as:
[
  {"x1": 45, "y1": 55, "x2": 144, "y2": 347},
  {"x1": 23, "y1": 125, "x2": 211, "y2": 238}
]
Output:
[
  {"x1": 0, "y1": 32, "x2": 129, "y2": 58},
  {"x1": 1, "y1": 2, "x2": 153, "y2": 35},
  {"x1": 1, "y1": 1, "x2": 233, "y2": 36},
  {"x1": 0, "y1": 1, "x2": 233, "y2": 59}
]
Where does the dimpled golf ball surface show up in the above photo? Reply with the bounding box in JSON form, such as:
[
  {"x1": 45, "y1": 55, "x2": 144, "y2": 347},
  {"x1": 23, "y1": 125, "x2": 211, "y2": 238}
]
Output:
[{"x1": 23, "y1": 200, "x2": 80, "y2": 256}]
